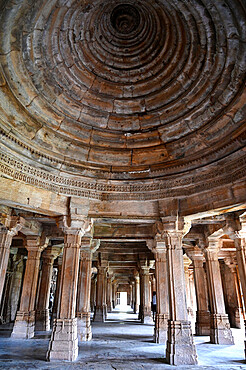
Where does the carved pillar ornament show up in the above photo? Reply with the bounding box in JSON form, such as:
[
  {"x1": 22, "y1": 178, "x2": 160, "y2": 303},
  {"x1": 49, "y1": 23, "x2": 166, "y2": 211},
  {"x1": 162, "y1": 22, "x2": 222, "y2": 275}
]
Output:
[
  {"x1": 0, "y1": 216, "x2": 24, "y2": 304},
  {"x1": 93, "y1": 260, "x2": 108, "y2": 322},
  {"x1": 139, "y1": 260, "x2": 154, "y2": 324},
  {"x1": 35, "y1": 246, "x2": 62, "y2": 331},
  {"x1": 149, "y1": 238, "x2": 169, "y2": 344},
  {"x1": 47, "y1": 217, "x2": 92, "y2": 362},
  {"x1": 76, "y1": 239, "x2": 99, "y2": 341},
  {"x1": 204, "y1": 238, "x2": 234, "y2": 344},
  {"x1": 12, "y1": 235, "x2": 46, "y2": 339},
  {"x1": 160, "y1": 217, "x2": 197, "y2": 366},
  {"x1": 186, "y1": 246, "x2": 210, "y2": 336}
]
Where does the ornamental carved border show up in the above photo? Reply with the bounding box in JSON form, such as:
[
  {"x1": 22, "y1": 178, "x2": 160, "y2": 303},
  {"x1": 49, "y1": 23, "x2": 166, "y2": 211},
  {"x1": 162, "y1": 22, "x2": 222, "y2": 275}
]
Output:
[{"x1": 0, "y1": 150, "x2": 246, "y2": 201}]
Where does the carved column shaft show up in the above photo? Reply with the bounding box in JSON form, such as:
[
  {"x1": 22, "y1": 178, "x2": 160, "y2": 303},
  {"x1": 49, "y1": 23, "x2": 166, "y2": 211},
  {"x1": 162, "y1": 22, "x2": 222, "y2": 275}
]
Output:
[
  {"x1": 94, "y1": 265, "x2": 107, "y2": 322},
  {"x1": 35, "y1": 254, "x2": 54, "y2": 331},
  {"x1": 139, "y1": 266, "x2": 152, "y2": 324},
  {"x1": 77, "y1": 247, "x2": 92, "y2": 341},
  {"x1": 0, "y1": 229, "x2": 13, "y2": 304},
  {"x1": 163, "y1": 218, "x2": 197, "y2": 366},
  {"x1": 47, "y1": 230, "x2": 82, "y2": 361},
  {"x1": 188, "y1": 247, "x2": 210, "y2": 336},
  {"x1": 134, "y1": 276, "x2": 140, "y2": 314},
  {"x1": 12, "y1": 237, "x2": 42, "y2": 339},
  {"x1": 205, "y1": 241, "x2": 234, "y2": 344},
  {"x1": 154, "y1": 246, "x2": 168, "y2": 344}
]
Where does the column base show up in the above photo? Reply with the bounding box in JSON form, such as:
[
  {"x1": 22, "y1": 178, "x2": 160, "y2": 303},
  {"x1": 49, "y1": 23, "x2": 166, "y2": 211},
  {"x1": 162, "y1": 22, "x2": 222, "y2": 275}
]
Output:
[
  {"x1": 134, "y1": 303, "x2": 139, "y2": 314},
  {"x1": 77, "y1": 312, "x2": 92, "y2": 341},
  {"x1": 195, "y1": 310, "x2": 210, "y2": 336},
  {"x1": 35, "y1": 309, "x2": 50, "y2": 331},
  {"x1": 93, "y1": 305, "x2": 106, "y2": 322},
  {"x1": 166, "y1": 320, "x2": 198, "y2": 365},
  {"x1": 141, "y1": 310, "x2": 153, "y2": 324},
  {"x1": 210, "y1": 314, "x2": 234, "y2": 344},
  {"x1": 11, "y1": 311, "x2": 35, "y2": 339},
  {"x1": 107, "y1": 303, "x2": 113, "y2": 313},
  {"x1": 154, "y1": 313, "x2": 168, "y2": 343},
  {"x1": 47, "y1": 318, "x2": 78, "y2": 361},
  {"x1": 229, "y1": 308, "x2": 241, "y2": 329}
]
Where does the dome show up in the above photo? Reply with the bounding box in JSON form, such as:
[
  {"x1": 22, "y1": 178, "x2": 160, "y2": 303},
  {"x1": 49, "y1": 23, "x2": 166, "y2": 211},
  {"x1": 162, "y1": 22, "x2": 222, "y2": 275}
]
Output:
[{"x1": 0, "y1": 0, "x2": 245, "y2": 201}]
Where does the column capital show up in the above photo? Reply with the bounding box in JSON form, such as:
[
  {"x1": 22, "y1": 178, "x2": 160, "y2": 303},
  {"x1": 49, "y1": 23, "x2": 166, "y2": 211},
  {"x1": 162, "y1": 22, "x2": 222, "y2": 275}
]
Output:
[
  {"x1": 154, "y1": 217, "x2": 191, "y2": 250},
  {"x1": 58, "y1": 215, "x2": 93, "y2": 237},
  {"x1": 185, "y1": 245, "x2": 205, "y2": 262},
  {"x1": 25, "y1": 235, "x2": 46, "y2": 253},
  {"x1": 42, "y1": 245, "x2": 63, "y2": 262}
]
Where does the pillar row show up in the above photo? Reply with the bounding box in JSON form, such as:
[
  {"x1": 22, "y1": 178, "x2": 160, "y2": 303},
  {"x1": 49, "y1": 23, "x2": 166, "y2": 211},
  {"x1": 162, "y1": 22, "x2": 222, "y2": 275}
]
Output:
[
  {"x1": 153, "y1": 241, "x2": 169, "y2": 344},
  {"x1": 35, "y1": 246, "x2": 62, "y2": 331},
  {"x1": 12, "y1": 236, "x2": 44, "y2": 339},
  {"x1": 76, "y1": 241, "x2": 93, "y2": 342},
  {"x1": 204, "y1": 239, "x2": 234, "y2": 345},
  {"x1": 187, "y1": 246, "x2": 210, "y2": 336}
]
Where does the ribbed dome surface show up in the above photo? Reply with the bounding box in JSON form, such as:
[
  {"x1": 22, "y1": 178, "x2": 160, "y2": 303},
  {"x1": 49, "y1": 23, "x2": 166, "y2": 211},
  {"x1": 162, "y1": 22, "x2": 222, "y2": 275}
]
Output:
[{"x1": 0, "y1": 0, "x2": 245, "y2": 200}]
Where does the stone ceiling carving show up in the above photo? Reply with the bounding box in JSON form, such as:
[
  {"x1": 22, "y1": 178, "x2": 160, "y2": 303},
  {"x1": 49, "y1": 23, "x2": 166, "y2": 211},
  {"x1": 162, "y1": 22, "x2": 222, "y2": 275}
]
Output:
[{"x1": 0, "y1": 0, "x2": 245, "y2": 201}]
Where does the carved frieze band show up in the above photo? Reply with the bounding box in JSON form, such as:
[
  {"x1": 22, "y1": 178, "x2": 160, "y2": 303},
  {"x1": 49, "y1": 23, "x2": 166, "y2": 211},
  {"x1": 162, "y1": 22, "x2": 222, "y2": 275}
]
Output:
[{"x1": 0, "y1": 150, "x2": 246, "y2": 201}]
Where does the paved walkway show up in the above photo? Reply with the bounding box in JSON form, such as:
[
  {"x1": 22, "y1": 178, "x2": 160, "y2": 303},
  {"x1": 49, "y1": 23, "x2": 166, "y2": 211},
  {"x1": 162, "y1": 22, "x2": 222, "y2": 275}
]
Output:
[{"x1": 0, "y1": 307, "x2": 245, "y2": 369}]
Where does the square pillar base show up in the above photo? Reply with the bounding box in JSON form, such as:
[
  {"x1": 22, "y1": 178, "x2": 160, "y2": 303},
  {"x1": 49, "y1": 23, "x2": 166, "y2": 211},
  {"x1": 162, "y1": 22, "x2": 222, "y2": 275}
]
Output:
[
  {"x1": 35, "y1": 309, "x2": 50, "y2": 331},
  {"x1": 77, "y1": 312, "x2": 92, "y2": 341},
  {"x1": 154, "y1": 313, "x2": 168, "y2": 343},
  {"x1": 93, "y1": 305, "x2": 106, "y2": 322},
  {"x1": 47, "y1": 318, "x2": 78, "y2": 361},
  {"x1": 166, "y1": 320, "x2": 198, "y2": 365},
  {"x1": 195, "y1": 310, "x2": 210, "y2": 336},
  {"x1": 210, "y1": 314, "x2": 234, "y2": 344},
  {"x1": 11, "y1": 311, "x2": 35, "y2": 339}
]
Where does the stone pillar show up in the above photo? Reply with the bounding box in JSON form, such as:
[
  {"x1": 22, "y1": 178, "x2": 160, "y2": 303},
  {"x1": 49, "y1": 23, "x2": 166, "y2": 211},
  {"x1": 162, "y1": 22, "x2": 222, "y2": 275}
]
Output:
[
  {"x1": 93, "y1": 263, "x2": 107, "y2": 322},
  {"x1": 9, "y1": 254, "x2": 25, "y2": 322},
  {"x1": 204, "y1": 238, "x2": 234, "y2": 344},
  {"x1": 134, "y1": 275, "x2": 140, "y2": 314},
  {"x1": 139, "y1": 262, "x2": 153, "y2": 324},
  {"x1": 112, "y1": 280, "x2": 116, "y2": 309},
  {"x1": 90, "y1": 277, "x2": 96, "y2": 312},
  {"x1": 76, "y1": 241, "x2": 93, "y2": 342},
  {"x1": 52, "y1": 254, "x2": 63, "y2": 320},
  {"x1": 221, "y1": 259, "x2": 241, "y2": 328},
  {"x1": 187, "y1": 246, "x2": 210, "y2": 336},
  {"x1": 12, "y1": 236, "x2": 43, "y2": 339},
  {"x1": 47, "y1": 224, "x2": 87, "y2": 361},
  {"x1": 0, "y1": 218, "x2": 24, "y2": 304},
  {"x1": 106, "y1": 272, "x2": 113, "y2": 313},
  {"x1": 162, "y1": 217, "x2": 197, "y2": 365},
  {"x1": 36, "y1": 246, "x2": 61, "y2": 331},
  {"x1": 183, "y1": 254, "x2": 193, "y2": 320},
  {"x1": 129, "y1": 282, "x2": 133, "y2": 308},
  {"x1": 236, "y1": 213, "x2": 246, "y2": 357},
  {"x1": 153, "y1": 242, "x2": 169, "y2": 343}
]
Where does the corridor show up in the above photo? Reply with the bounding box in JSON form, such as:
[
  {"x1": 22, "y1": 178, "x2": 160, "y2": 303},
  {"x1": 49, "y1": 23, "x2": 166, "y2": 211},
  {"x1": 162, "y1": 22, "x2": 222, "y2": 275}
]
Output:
[{"x1": 0, "y1": 306, "x2": 245, "y2": 369}]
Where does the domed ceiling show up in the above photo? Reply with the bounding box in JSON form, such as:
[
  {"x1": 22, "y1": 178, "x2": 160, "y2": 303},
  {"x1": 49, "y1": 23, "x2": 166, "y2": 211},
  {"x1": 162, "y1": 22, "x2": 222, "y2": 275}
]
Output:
[{"x1": 0, "y1": 0, "x2": 245, "y2": 201}]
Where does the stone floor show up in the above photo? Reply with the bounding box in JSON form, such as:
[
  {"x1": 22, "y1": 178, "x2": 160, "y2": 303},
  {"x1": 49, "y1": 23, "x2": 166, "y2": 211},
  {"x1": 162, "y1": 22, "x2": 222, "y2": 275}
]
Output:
[{"x1": 0, "y1": 307, "x2": 245, "y2": 369}]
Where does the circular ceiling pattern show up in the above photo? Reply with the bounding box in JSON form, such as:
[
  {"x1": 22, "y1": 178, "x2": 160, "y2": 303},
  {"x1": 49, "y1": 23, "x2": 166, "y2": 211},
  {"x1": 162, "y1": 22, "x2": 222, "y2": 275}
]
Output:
[{"x1": 0, "y1": 0, "x2": 245, "y2": 200}]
